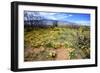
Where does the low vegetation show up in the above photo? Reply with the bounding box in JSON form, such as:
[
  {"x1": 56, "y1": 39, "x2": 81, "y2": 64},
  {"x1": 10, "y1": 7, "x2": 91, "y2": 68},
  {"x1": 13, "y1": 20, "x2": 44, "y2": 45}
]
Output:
[{"x1": 24, "y1": 26, "x2": 90, "y2": 61}]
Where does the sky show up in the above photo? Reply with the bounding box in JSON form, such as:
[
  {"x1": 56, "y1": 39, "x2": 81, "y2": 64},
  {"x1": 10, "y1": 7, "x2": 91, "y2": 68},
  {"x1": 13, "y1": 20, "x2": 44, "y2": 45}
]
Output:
[{"x1": 24, "y1": 11, "x2": 90, "y2": 26}]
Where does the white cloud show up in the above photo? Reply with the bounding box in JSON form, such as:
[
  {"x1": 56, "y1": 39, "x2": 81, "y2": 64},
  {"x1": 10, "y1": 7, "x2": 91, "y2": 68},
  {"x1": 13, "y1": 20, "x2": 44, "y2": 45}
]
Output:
[
  {"x1": 68, "y1": 14, "x2": 73, "y2": 17},
  {"x1": 39, "y1": 12, "x2": 56, "y2": 16}
]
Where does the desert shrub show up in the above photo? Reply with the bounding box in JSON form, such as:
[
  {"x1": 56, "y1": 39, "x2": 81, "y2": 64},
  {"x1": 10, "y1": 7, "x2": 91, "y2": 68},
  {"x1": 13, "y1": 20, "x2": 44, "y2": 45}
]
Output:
[
  {"x1": 74, "y1": 27, "x2": 90, "y2": 58},
  {"x1": 69, "y1": 50, "x2": 77, "y2": 59}
]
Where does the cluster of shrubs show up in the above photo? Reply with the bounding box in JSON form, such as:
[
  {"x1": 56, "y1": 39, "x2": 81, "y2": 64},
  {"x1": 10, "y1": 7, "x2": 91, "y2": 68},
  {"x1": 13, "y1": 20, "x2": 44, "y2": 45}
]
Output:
[{"x1": 24, "y1": 26, "x2": 90, "y2": 60}]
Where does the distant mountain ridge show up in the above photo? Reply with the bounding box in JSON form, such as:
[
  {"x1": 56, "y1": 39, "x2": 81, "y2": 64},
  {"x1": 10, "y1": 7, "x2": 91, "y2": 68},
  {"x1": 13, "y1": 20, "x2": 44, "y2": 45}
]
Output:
[{"x1": 24, "y1": 17, "x2": 89, "y2": 27}]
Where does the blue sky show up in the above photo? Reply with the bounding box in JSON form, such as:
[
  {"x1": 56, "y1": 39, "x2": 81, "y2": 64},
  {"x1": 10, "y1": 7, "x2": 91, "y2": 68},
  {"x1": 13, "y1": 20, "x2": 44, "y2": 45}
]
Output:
[{"x1": 24, "y1": 11, "x2": 90, "y2": 26}]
